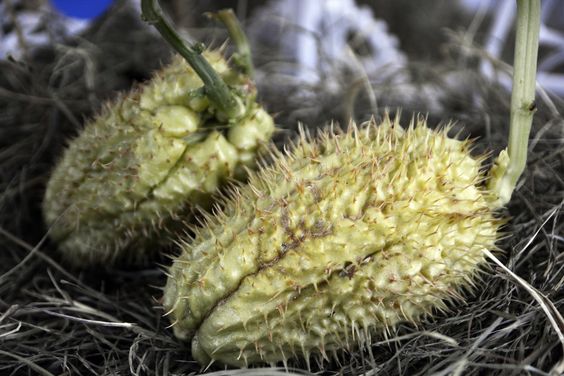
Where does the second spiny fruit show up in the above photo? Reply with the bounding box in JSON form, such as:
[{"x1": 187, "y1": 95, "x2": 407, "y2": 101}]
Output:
[{"x1": 43, "y1": 51, "x2": 274, "y2": 266}]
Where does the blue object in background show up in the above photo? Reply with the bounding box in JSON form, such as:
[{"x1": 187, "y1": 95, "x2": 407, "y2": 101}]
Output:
[{"x1": 50, "y1": 0, "x2": 115, "y2": 20}]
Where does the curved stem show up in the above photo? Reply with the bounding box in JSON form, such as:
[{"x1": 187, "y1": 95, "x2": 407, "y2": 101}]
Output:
[
  {"x1": 490, "y1": 0, "x2": 540, "y2": 206},
  {"x1": 141, "y1": 0, "x2": 245, "y2": 120},
  {"x1": 213, "y1": 9, "x2": 254, "y2": 78}
]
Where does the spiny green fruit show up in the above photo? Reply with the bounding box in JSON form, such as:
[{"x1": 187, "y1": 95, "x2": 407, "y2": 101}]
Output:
[
  {"x1": 163, "y1": 115, "x2": 502, "y2": 367},
  {"x1": 43, "y1": 51, "x2": 275, "y2": 266}
]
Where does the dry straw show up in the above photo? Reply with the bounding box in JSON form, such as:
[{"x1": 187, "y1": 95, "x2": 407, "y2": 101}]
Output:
[{"x1": 0, "y1": 0, "x2": 562, "y2": 374}]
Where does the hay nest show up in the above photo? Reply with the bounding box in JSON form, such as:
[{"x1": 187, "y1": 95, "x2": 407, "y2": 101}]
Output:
[{"x1": 0, "y1": 1, "x2": 562, "y2": 375}]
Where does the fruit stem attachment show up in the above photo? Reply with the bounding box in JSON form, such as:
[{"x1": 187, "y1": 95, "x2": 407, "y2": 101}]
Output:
[
  {"x1": 141, "y1": 0, "x2": 245, "y2": 120},
  {"x1": 489, "y1": 0, "x2": 540, "y2": 206},
  {"x1": 210, "y1": 9, "x2": 255, "y2": 78}
]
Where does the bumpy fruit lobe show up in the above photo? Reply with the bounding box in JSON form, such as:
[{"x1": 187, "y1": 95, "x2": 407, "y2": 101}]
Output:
[
  {"x1": 43, "y1": 51, "x2": 275, "y2": 266},
  {"x1": 163, "y1": 116, "x2": 501, "y2": 367}
]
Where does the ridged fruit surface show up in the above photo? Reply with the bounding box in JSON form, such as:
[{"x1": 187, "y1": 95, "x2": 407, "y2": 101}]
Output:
[
  {"x1": 43, "y1": 51, "x2": 275, "y2": 266},
  {"x1": 163, "y1": 116, "x2": 501, "y2": 367}
]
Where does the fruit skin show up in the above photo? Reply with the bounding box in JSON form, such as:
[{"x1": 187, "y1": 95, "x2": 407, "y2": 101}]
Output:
[
  {"x1": 43, "y1": 51, "x2": 275, "y2": 266},
  {"x1": 163, "y1": 115, "x2": 502, "y2": 367}
]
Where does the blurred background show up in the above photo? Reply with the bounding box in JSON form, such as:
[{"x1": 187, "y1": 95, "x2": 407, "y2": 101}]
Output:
[{"x1": 2, "y1": 0, "x2": 563, "y2": 129}]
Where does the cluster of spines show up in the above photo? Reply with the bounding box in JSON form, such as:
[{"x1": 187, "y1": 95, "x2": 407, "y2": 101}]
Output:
[{"x1": 168, "y1": 115, "x2": 492, "y2": 251}]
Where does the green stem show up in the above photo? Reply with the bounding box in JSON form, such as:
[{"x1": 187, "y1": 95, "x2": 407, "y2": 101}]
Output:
[
  {"x1": 491, "y1": 0, "x2": 540, "y2": 206},
  {"x1": 213, "y1": 9, "x2": 255, "y2": 78},
  {"x1": 141, "y1": 0, "x2": 245, "y2": 120}
]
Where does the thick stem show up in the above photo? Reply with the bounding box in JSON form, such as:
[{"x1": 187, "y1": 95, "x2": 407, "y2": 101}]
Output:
[
  {"x1": 213, "y1": 9, "x2": 254, "y2": 78},
  {"x1": 141, "y1": 0, "x2": 245, "y2": 120},
  {"x1": 490, "y1": 0, "x2": 540, "y2": 206}
]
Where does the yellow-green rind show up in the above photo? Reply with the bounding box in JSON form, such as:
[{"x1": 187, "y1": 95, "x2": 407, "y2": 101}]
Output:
[
  {"x1": 163, "y1": 116, "x2": 502, "y2": 367},
  {"x1": 43, "y1": 51, "x2": 275, "y2": 266}
]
